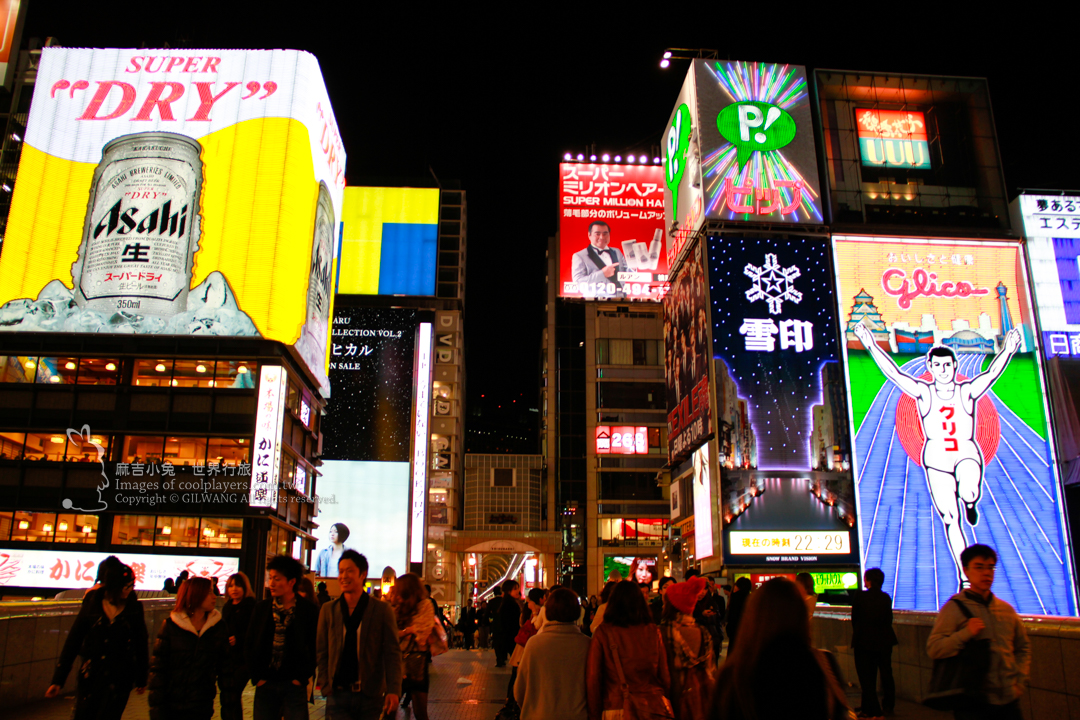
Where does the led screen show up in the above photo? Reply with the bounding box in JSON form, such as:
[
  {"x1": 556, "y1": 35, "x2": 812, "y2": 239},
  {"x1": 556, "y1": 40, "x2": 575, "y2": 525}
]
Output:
[
  {"x1": 595, "y1": 426, "x2": 648, "y2": 455},
  {"x1": 0, "y1": 549, "x2": 238, "y2": 593},
  {"x1": 0, "y1": 48, "x2": 345, "y2": 396},
  {"x1": 1017, "y1": 194, "x2": 1080, "y2": 357},
  {"x1": 692, "y1": 444, "x2": 715, "y2": 560},
  {"x1": 337, "y1": 187, "x2": 440, "y2": 296},
  {"x1": 664, "y1": 240, "x2": 711, "y2": 464},
  {"x1": 322, "y1": 307, "x2": 427, "y2": 463},
  {"x1": 664, "y1": 60, "x2": 822, "y2": 272},
  {"x1": 603, "y1": 555, "x2": 657, "y2": 584},
  {"x1": 855, "y1": 109, "x2": 931, "y2": 169},
  {"x1": 834, "y1": 235, "x2": 1077, "y2": 615},
  {"x1": 312, "y1": 460, "x2": 409, "y2": 578},
  {"x1": 558, "y1": 163, "x2": 667, "y2": 301},
  {"x1": 708, "y1": 237, "x2": 858, "y2": 567}
]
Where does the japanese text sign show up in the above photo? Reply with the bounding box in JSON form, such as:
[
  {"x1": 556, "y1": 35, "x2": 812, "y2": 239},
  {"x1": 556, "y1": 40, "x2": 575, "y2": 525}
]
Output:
[
  {"x1": 0, "y1": 549, "x2": 238, "y2": 593},
  {"x1": 250, "y1": 365, "x2": 287, "y2": 508}
]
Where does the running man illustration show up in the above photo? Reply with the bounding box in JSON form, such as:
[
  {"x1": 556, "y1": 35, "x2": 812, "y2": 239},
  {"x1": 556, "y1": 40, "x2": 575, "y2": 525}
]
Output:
[{"x1": 852, "y1": 322, "x2": 1022, "y2": 586}]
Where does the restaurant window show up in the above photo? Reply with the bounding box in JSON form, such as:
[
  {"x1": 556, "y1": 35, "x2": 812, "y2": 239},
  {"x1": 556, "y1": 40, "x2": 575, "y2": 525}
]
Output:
[
  {"x1": 0, "y1": 432, "x2": 26, "y2": 459},
  {"x1": 124, "y1": 436, "x2": 165, "y2": 463},
  {"x1": 35, "y1": 357, "x2": 78, "y2": 384},
  {"x1": 281, "y1": 454, "x2": 297, "y2": 491},
  {"x1": 199, "y1": 517, "x2": 243, "y2": 549},
  {"x1": 54, "y1": 514, "x2": 98, "y2": 544},
  {"x1": 0, "y1": 511, "x2": 12, "y2": 539},
  {"x1": 11, "y1": 511, "x2": 57, "y2": 542},
  {"x1": 24, "y1": 433, "x2": 71, "y2": 461},
  {"x1": 286, "y1": 381, "x2": 301, "y2": 415},
  {"x1": 268, "y1": 524, "x2": 290, "y2": 558},
  {"x1": 77, "y1": 358, "x2": 121, "y2": 385},
  {"x1": 165, "y1": 436, "x2": 208, "y2": 467},
  {"x1": 208, "y1": 438, "x2": 250, "y2": 466},
  {"x1": 134, "y1": 359, "x2": 173, "y2": 387},
  {"x1": 215, "y1": 360, "x2": 256, "y2": 389},
  {"x1": 156, "y1": 516, "x2": 199, "y2": 547},
  {"x1": 68, "y1": 433, "x2": 111, "y2": 463},
  {"x1": 173, "y1": 359, "x2": 217, "y2": 388},
  {"x1": 0, "y1": 356, "x2": 36, "y2": 383},
  {"x1": 112, "y1": 514, "x2": 155, "y2": 545}
]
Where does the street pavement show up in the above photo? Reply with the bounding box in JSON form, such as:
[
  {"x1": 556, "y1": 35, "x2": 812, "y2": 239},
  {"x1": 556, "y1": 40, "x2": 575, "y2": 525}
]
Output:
[{"x1": 10, "y1": 646, "x2": 948, "y2": 720}]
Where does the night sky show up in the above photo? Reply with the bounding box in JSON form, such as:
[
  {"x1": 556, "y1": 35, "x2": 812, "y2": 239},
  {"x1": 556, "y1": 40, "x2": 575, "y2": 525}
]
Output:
[{"x1": 17, "y1": 7, "x2": 1077, "y2": 431}]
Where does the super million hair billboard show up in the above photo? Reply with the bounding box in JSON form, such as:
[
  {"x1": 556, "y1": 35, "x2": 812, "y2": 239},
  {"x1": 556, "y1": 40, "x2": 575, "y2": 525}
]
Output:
[{"x1": 0, "y1": 48, "x2": 346, "y2": 396}]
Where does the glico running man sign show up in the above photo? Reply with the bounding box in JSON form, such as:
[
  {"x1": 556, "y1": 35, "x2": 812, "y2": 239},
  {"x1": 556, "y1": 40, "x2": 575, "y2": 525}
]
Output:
[{"x1": 0, "y1": 48, "x2": 346, "y2": 396}]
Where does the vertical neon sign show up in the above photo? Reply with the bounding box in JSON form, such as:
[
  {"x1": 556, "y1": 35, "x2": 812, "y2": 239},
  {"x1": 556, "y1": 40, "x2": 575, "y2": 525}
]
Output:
[
  {"x1": 410, "y1": 323, "x2": 433, "y2": 563},
  {"x1": 250, "y1": 365, "x2": 287, "y2": 508}
]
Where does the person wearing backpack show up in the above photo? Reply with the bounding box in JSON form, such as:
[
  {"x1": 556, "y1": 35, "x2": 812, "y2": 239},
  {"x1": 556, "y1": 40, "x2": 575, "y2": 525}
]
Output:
[{"x1": 927, "y1": 544, "x2": 1030, "y2": 720}]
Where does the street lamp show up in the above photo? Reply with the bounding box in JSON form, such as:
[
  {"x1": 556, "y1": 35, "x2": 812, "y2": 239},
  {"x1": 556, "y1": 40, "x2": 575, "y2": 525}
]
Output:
[{"x1": 659, "y1": 48, "x2": 720, "y2": 69}]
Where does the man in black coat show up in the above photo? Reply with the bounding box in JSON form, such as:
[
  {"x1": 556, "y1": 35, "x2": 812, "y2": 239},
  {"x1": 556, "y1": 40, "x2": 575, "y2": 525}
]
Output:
[
  {"x1": 851, "y1": 567, "x2": 898, "y2": 718},
  {"x1": 246, "y1": 555, "x2": 320, "y2": 720},
  {"x1": 494, "y1": 580, "x2": 522, "y2": 668}
]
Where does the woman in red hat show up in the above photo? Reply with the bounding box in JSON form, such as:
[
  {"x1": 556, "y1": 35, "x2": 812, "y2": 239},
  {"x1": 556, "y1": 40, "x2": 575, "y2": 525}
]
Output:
[{"x1": 659, "y1": 576, "x2": 716, "y2": 720}]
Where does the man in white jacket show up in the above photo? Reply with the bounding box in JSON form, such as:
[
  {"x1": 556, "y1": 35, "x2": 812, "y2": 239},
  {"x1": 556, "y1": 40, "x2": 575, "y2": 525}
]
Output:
[
  {"x1": 514, "y1": 588, "x2": 590, "y2": 720},
  {"x1": 927, "y1": 544, "x2": 1030, "y2": 720}
]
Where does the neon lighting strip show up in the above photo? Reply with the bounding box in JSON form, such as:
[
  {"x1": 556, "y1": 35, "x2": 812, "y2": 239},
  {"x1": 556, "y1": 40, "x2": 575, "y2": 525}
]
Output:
[{"x1": 410, "y1": 323, "x2": 433, "y2": 563}]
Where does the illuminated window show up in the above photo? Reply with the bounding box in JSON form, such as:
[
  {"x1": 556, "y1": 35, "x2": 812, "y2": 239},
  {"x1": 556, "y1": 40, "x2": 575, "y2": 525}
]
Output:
[
  {"x1": 0, "y1": 432, "x2": 26, "y2": 459},
  {"x1": 156, "y1": 516, "x2": 199, "y2": 547},
  {"x1": 112, "y1": 514, "x2": 155, "y2": 546},
  {"x1": 23, "y1": 433, "x2": 71, "y2": 461},
  {"x1": 199, "y1": 517, "x2": 243, "y2": 549},
  {"x1": 54, "y1": 514, "x2": 98, "y2": 544},
  {"x1": 286, "y1": 381, "x2": 301, "y2": 414},
  {"x1": 12, "y1": 511, "x2": 57, "y2": 542},
  {"x1": 68, "y1": 433, "x2": 111, "y2": 463},
  {"x1": 0, "y1": 356, "x2": 36, "y2": 383},
  {"x1": 281, "y1": 454, "x2": 296, "y2": 489},
  {"x1": 134, "y1": 359, "x2": 173, "y2": 387},
  {"x1": 123, "y1": 436, "x2": 166, "y2": 463},
  {"x1": 173, "y1": 359, "x2": 217, "y2": 388},
  {"x1": 35, "y1": 357, "x2": 78, "y2": 384},
  {"x1": 0, "y1": 511, "x2": 11, "y2": 539},
  {"x1": 165, "y1": 437, "x2": 208, "y2": 467},
  {"x1": 208, "y1": 438, "x2": 250, "y2": 466},
  {"x1": 215, "y1": 360, "x2": 257, "y2": 389},
  {"x1": 77, "y1": 358, "x2": 121, "y2": 385}
]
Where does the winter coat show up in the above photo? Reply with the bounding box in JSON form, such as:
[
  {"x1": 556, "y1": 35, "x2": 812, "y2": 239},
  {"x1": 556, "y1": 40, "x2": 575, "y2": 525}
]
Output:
[
  {"x1": 52, "y1": 588, "x2": 149, "y2": 690},
  {"x1": 219, "y1": 597, "x2": 255, "y2": 690},
  {"x1": 246, "y1": 597, "x2": 319, "y2": 685},
  {"x1": 148, "y1": 610, "x2": 227, "y2": 720}
]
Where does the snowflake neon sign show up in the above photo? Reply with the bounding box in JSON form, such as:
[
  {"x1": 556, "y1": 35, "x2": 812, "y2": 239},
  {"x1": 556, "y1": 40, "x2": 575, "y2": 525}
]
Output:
[{"x1": 744, "y1": 253, "x2": 802, "y2": 315}]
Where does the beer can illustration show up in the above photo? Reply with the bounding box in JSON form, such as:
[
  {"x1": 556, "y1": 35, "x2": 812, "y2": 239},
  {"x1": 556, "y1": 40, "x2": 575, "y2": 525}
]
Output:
[{"x1": 72, "y1": 132, "x2": 203, "y2": 316}]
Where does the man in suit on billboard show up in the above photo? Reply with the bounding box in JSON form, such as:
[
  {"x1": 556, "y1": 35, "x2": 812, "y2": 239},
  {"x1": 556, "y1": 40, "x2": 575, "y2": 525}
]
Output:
[{"x1": 571, "y1": 221, "x2": 627, "y2": 298}]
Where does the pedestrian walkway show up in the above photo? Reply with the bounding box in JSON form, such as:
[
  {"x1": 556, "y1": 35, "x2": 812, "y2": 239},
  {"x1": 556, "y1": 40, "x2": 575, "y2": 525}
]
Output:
[{"x1": 9, "y1": 646, "x2": 948, "y2": 720}]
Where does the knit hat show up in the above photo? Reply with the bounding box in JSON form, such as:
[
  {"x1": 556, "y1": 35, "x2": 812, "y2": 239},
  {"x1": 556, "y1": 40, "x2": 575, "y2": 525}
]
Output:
[{"x1": 666, "y1": 576, "x2": 707, "y2": 615}]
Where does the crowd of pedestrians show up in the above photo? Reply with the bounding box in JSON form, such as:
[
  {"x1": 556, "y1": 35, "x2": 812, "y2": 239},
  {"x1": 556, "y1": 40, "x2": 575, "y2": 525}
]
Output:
[{"x1": 42, "y1": 540, "x2": 1032, "y2": 720}]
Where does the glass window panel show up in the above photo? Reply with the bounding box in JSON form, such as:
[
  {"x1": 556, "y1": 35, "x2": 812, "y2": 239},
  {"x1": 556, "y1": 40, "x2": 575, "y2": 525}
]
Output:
[
  {"x1": 0, "y1": 356, "x2": 36, "y2": 383},
  {"x1": 164, "y1": 436, "x2": 207, "y2": 467},
  {"x1": 173, "y1": 359, "x2": 215, "y2": 388},
  {"x1": 216, "y1": 360, "x2": 256, "y2": 389},
  {"x1": 112, "y1": 514, "x2": 154, "y2": 545},
  {"x1": 156, "y1": 516, "x2": 199, "y2": 547},
  {"x1": 199, "y1": 517, "x2": 243, "y2": 549},
  {"x1": 286, "y1": 382, "x2": 300, "y2": 413},
  {"x1": 12, "y1": 511, "x2": 57, "y2": 542},
  {"x1": 134, "y1": 359, "x2": 173, "y2": 387},
  {"x1": 595, "y1": 339, "x2": 608, "y2": 365},
  {"x1": 610, "y1": 340, "x2": 633, "y2": 365},
  {"x1": 24, "y1": 433, "x2": 71, "y2": 461},
  {"x1": 0, "y1": 511, "x2": 11, "y2": 540},
  {"x1": 646, "y1": 340, "x2": 659, "y2": 366},
  {"x1": 0, "y1": 432, "x2": 26, "y2": 459},
  {"x1": 36, "y1": 357, "x2": 78, "y2": 384},
  {"x1": 123, "y1": 436, "x2": 165, "y2": 463},
  {"x1": 207, "y1": 437, "x2": 249, "y2": 466},
  {"x1": 77, "y1": 358, "x2": 121, "y2": 385},
  {"x1": 68, "y1": 433, "x2": 110, "y2": 463},
  {"x1": 73, "y1": 514, "x2": 98, "y2": 543}
]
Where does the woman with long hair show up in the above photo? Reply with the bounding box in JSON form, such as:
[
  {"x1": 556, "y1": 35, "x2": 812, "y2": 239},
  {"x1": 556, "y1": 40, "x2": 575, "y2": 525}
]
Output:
[
  {"x1": 48, "y1": 562, "x2": 148, "y2": 719},
  {"x1": 659, "y1": 577, "x2": 715, "y2": 720},
  {"x1": 389, "y1": 573, "x2": 435, "y2": 720},
  {"x1": 219, "y1": 572, "x2": 256, "y2": 720},
  {"x1": 148, "y1": 577, "x2": 227, "y2": 720},
  {"x1": 586, "y1": 580, "x2": 671, "y2": 720},
  {"x1": 629, "y1": 557, "x2": 656, "y2": 586},
  {"x1": 313, "y1": 522, "x2": 351, "y2": 577},
  {"x1": 710, "y1": 577, "x2": 848, "y2": 720}
]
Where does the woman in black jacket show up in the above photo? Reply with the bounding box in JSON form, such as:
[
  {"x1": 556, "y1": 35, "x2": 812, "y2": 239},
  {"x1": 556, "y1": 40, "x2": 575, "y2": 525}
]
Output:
[
  {"x1": 219, "y1": 572, "x2": 257, "y2": 720},
  {"x1": 47, "y1": 562, "x2": 148, "y2": 720},
  {"x1": 148, "y1": 577, "x2": 227, "y2": 720}
]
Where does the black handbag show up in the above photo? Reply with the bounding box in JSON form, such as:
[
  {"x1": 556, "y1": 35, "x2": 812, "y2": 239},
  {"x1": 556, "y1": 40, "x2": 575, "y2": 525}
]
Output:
[{"x1": 922, "y1": 599, "x2": 991, "y2": 710}]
